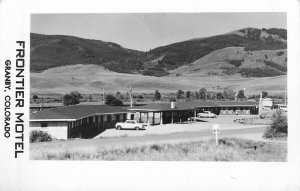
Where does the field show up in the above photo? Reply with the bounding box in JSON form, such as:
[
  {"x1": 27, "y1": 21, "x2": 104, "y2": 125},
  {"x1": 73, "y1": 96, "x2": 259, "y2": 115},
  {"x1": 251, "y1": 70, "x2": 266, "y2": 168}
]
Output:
[
  {"x1": 31, "y1": 64, "x2": 287, "y2": 95},
  {"x1": 30, "y1": 137, "x2": 287, "y2": 161}
]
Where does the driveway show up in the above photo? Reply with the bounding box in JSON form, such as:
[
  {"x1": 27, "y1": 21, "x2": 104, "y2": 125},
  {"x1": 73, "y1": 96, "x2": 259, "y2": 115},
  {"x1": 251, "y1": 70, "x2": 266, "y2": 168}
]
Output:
[{"x1": 94, "y1": 115, "x2": 268, "y2": 138}]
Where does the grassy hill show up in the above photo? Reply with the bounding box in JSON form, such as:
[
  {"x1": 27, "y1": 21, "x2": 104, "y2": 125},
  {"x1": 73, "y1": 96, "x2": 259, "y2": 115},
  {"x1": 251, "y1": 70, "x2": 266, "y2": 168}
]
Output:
[
  {"x1": 148, "y1": 28, "x2": 286, "y2": 73},
  {"x1": 31, "y1": 28, "x2": 287, "y2": 77},
  {"x1": 30, "y1": 64, "x2": 287, "y2": 95},
  {"x1": 169, "y1": 47, "x2": 287, "y2": 77},
  {"x1": 30, "y1": 33, "x2": 143, "y2": 72}
]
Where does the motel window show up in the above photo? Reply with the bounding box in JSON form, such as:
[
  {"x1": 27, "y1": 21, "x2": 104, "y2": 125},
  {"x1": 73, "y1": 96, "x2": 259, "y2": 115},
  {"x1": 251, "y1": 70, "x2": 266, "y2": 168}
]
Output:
[
  {"x1": 41, "y1": 122, "x2": 48, "y2": 128},
  {"x1": 89, "y1": 116, "x2": 93, "y2": 124},
  {"x1": 107, "y1": 115, "x2": 111, "y2": 122},
  {"x1": 116, "y1": 114, "x2": 120, "y2": 121}
]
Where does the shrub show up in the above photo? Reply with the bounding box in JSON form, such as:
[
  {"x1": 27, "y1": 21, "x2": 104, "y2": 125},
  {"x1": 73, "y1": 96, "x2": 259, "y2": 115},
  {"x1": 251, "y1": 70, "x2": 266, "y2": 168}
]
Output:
[
  {"x1": 263, "y1": 111, "x2": 287, "y2": 139},
  {"x1": 63, "y1": 91, "x2": 82, "y2": 106},
  {"x1": 105, "y1": 94, "x2": 123, "y2": 106},
  {"x1": 276, "y1": 51, "x2": 284, "y2": 56},
  {"x1": 153, "y1": 90, "x2": 161, "y2": 101},
  {"x1": 169, "y1": 97, "x2": 176, "y2": 102},
  {"x1": 32, "y1": 95, "x2": 39, "y2": 100},
  {"x1": 30, "y1": 130, "x2": 53, "y2": 143},
  {"x1": 228, "y1": 59, "x2": 242, "y2": 67}
]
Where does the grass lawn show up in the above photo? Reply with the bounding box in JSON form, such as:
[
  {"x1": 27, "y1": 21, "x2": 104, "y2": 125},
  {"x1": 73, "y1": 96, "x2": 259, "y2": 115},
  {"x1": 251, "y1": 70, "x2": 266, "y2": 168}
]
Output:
[{"x1": 31, "y1": 137, "x2": 287, "y2": 161}]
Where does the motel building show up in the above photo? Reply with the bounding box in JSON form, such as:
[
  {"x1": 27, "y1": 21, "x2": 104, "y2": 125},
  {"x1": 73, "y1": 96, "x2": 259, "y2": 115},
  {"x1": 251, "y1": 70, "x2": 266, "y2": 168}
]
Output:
[
  {"x1": 30, "y1": 105, "x2": 128, "y2": 140},
  {"x1": 30, "y1": 101, "x2": 258, "y2": 140},
  {"x1": 128, "y1": 101, "x2": 258, "y2": 125}
]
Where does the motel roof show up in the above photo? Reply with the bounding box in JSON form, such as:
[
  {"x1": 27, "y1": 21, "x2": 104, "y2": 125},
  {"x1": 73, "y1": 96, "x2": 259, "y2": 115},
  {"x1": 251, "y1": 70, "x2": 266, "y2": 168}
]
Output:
[
  {"x1": 129, "y1": 101, "x2": 257, "y2": 112},
  {"x1": 30, "y1": 104, "x2": 128, "y2": 121},
  {"x1": 212, "y1": 101, "x2": 258, "y2": 107},
  {"x1": 31, "y1": 101, "x2": 258, "y2": 121}
]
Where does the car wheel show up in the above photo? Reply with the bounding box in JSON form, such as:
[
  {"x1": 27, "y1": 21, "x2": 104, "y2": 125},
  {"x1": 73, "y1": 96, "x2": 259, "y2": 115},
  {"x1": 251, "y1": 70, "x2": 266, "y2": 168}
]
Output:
[
  {"x1": 117, "y1": 125, "x2": 122, "y2": 130},
  {"x1": 135, "y1": 126, "x2": 139, "y2": 130}
]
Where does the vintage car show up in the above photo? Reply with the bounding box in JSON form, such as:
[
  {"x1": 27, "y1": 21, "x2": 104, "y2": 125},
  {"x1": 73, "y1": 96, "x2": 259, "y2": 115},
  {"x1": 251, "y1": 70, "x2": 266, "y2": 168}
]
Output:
[
  {"x1": 197, "y1": 111, "x2": 217, "y2": 118},
  {"x1": 115, "y1": 120, "x2": 146, "y2": 130}
]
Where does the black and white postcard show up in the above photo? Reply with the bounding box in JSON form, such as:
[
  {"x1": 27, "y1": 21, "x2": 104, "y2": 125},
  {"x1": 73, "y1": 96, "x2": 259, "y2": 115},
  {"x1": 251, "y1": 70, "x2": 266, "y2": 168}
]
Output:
[{"x1": 1, "y1": 0, "x2": 300, "y2": 190}]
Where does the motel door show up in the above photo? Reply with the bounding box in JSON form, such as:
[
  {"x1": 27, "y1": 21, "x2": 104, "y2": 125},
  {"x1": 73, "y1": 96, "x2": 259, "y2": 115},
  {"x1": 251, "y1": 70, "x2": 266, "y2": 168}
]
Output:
[
  {"x1": 100, "y1": 116, "x2": 104, "y2": 129},
  {"x1": 130, "y1": 114, "x2": 135, "y2": 120}
]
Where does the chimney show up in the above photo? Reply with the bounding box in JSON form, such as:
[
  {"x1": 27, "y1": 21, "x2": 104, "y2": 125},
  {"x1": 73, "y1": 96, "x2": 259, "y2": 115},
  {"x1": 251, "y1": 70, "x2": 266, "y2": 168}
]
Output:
[{"x1": 171, "y1": 101, "x2": 175, "y2": 109}]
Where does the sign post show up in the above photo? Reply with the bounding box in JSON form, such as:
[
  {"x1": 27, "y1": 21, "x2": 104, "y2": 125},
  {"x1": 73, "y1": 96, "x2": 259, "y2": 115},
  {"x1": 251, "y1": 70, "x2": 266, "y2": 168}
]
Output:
[{"x1": 213, "y1": 124, "x2": 220, "y2": 146}]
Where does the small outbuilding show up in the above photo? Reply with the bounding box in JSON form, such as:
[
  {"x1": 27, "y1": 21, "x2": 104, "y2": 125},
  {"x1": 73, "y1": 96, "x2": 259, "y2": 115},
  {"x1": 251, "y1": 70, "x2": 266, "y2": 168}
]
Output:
[{"x1": 261, "y1": 98, "x2": 274, "y2": 110}]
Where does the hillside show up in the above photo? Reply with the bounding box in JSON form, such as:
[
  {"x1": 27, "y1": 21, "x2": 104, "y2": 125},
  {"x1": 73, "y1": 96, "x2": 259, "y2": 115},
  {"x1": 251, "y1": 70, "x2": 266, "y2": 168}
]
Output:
[
  {"x1": 30, "y1": 33, "x2": 143, "y2": 72},
  {"x1": 30, "y1": 64, "x2": 287, "y2": 95},
  {"x1": 148, "y1": 28, "x2": 287, "y2": 73},
  {"x1": 169, "y1": 47, "x2": 287, "y2": 77},
  {"x1": 30, "y1": 28, "x2": 287, "y2": 77}
]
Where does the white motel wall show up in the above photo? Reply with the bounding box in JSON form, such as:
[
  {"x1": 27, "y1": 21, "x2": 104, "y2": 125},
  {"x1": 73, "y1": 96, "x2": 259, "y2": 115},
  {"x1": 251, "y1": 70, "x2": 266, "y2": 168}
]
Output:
[
  {"x1": 30, "y1": 121, "x2": 70, "y2": 140},
  {"x1": 29, "y1": 113, "x2": 127, "y2": 140}
]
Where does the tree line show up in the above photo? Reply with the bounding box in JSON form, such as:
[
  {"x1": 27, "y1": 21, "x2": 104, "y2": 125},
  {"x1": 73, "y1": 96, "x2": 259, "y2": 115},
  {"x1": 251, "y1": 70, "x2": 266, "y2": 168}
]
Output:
[
  {"x1": 58, "y1": 88, "x2": 247, "y2": 106},
  {"x1": 33, "y1": 88, "x2": 272, "y2": 108}
]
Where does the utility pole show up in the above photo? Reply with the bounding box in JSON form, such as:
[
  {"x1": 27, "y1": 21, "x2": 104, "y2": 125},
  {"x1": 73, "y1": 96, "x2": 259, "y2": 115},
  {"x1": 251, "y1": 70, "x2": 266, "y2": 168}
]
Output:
[
  {"x1": 41, "y1": 97, "x2": 44, "y2": 111},
  {"x1": 102, "y1": 89, "x2": 105, "y2": 105},
  {"x1": 129, "y1": 86, "x2": 133, "y2": 108},
  {"x1": 259, "y1": 91, "x2": 263, "y2": 115}
]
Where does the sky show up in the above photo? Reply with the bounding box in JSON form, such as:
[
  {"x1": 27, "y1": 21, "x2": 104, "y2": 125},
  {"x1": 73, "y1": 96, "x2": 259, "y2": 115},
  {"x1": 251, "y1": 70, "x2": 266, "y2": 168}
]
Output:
[{"x1": 31, "y1": 13, "x2": 286, "y2": 51}]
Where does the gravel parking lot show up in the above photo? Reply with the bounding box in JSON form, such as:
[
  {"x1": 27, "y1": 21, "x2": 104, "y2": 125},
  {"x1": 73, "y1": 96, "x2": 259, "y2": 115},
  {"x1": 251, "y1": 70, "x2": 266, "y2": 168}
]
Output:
[{"x1": 94, "y1": 115, "x2": 268, "y2": 138}]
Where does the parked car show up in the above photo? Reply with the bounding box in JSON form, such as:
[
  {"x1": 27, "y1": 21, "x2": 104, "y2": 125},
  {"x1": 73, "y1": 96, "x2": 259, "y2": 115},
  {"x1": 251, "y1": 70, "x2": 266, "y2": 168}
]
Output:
[
  {"x1": 279, "y1": 105, "x2": 288, "y2": 112},
  {"x1": 115, "y1": 120, "x2": 146, "y2": 130},
  {"x1": 197, "y1": 111, "x2": 217, "y2": 118}
]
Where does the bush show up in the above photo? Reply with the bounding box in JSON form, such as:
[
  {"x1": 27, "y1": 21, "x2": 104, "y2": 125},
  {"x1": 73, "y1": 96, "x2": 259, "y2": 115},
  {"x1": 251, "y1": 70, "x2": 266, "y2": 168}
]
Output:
[
  {"x1": 276, "y1": 51, "x2": 284, "y2": 56},
  {"x1": 105, "y1": 94, "x2": 123, "y2": 106},
  {"x1": 63, "y1": 91, "x2": 82, "y2": 106},
  {"x1": 263, "y1": 111, "x2": 287, "y2": 139},
  {"x1": 153, "y1": 90, "x2": 161, "y2": 101},
  {"x1": 30, "y1": 130, "x2": 53, "y2": 143},
  {"x1": 228, "y1": 59, "x2": 242, "y2": 67}
]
